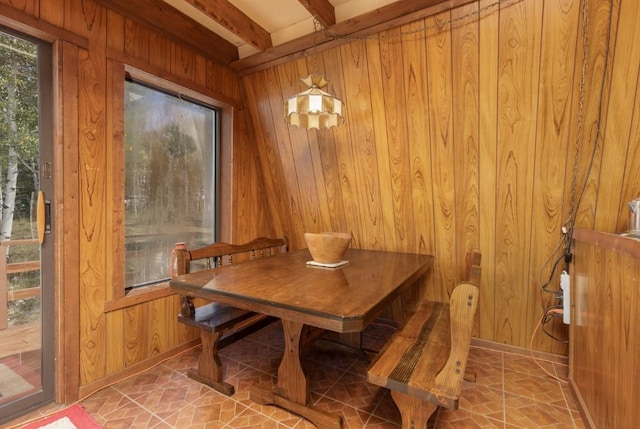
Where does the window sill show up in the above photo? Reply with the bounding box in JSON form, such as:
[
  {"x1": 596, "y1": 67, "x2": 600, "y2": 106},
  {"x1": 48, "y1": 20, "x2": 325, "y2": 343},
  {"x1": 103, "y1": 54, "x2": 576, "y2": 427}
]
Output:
[{"x1": 104, "y1": 282, "x2": 177, "y2": 312}]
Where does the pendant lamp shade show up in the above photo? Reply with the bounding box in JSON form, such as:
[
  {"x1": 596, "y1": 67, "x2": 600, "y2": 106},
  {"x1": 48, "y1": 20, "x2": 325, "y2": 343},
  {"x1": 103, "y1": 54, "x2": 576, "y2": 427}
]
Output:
[{"x1": 285, "y1": 75, "x2": 344, "y2": 129}]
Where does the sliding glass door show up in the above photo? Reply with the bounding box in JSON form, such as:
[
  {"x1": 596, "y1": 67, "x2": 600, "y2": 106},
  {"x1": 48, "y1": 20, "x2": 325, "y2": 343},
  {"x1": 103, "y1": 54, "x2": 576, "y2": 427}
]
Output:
[{"x1": 0, "y1": 27, "x2": 55, "y2": 424}]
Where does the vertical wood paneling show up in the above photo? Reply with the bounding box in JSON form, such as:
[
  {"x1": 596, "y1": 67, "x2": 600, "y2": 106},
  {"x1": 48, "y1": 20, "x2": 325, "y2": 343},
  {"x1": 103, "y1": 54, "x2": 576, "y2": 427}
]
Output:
[
  {"x1": 527, "y1": 0, "x2": 578, "y2": 354},
  {"x1": 6, "y1": 0, "x2": 640, "y2": 399},
  {"x1": 105, "y1": 10, "x2": 124, "y2": 52},
  {"x1": 40, "y1": 0, "x2": 64, "y2": 27},
  {"x1": 595, "y1": 0, "x2": 639, "y2": 233},
  {"x1": 366, "y1": 35, "x2": 396, "y2": 251},
  {"x1": 339, "y1": 41, "x2": 385, "y2": 250},
  {"x1": 242, "y1": 0, "x2": 635, "y2": 353},
  {"x1": 105, "y1": 59, "x2": 125, "y2": 373},
  {"x1": 171, "y1": 43, "x2": 196, "y2": 81},
  {"x1": 124, "y1": 19, "x2": 149, "y2": 61},
  {"x1": 452, "y1": 4, "x2": 480, "y2": 280},
  {"x1": 124, "y1": 305, "x2": 146, "y2": 365},
  {"x1": 568, "y1": 0, "x2": 617, "y2": 230},
  {"x1": 59, "y1": 39, "x2": 82, "y2": 402},
  {"x1": 76, "y1": 0, "x2": 109, "y2": 383},
  {"x1": 299, "y1": 55, "x2": 345, "y2": 233},
  {"x1": 571, "y1": 232, "x2": 640, "y2": 428},
  {"x1": 378, "y1": 28, "x2": 415, "y2": 253},
  {"x1": 242, "y1": 74, "x2": 291, "y2": 238},
  {"x1": 494, "y1": 0, "x2": 541, "y2": 346},
  {"x1": 618, "y1": 75, "x2": 640, "y2": 224},
  {"x1": 321, "y1": 47, "x2": 362, "y2": 241},
  {"x1": 275, "y1": 62, "x2": 324, "y2": 236},
  {"x1": 401, "y1": 20, "x2": 436, "y2": 299},
  {"x1": 426, "y1": 12, "x2": 456, "y2": 301},
  {"x1": 3, "y1": 0, "x2": 259, "y2": 398},
  {"x1": 477, "y1": 0, "x2": 498, "y2": 340},
  {"x1": 265, "y1": 66, "x2": 307, "y2": 248},
  {"x1": 149, "y1": 31, "x2": 171, "y2": 70},
  {"x1": 232, "y1": 107, "x2": 258, "y2": 241}
]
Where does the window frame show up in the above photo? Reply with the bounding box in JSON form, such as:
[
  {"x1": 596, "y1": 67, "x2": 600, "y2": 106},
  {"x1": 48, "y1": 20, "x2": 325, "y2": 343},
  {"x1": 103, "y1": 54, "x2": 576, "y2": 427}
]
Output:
[
  {"x1": 106, "y1": 62, "x2": 234, "y2": 310},
  {"x1": 123, "y1": 76, "x2": 220, "y2": 291}
]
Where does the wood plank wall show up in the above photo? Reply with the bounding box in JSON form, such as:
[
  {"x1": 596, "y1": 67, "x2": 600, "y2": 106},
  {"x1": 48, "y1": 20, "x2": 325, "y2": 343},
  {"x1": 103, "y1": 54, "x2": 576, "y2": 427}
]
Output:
[
  {"x1": 2, "y1": 0, "x2": 639, "y2": 402},
  {"x1": 241, "y1": 0, "x2": 640, "y2": 355},
  {"x1": 0, "y1": 0, "x2": 274, "y2": 401}
]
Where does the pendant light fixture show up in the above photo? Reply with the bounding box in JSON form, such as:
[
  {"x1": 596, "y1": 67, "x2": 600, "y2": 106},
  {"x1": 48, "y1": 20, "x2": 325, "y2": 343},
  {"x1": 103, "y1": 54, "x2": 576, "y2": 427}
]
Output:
[{"x1": 284, "y1": 20, "x2": 344, "y2": 129}]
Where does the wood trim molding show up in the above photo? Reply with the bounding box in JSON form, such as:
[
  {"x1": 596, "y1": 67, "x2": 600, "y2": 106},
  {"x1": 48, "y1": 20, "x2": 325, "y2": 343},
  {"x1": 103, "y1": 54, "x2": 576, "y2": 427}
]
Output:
[
  {"x1": 107, "y1": 49, "x2": 242, "y2": 108},
  {"x1": 104, "y1": 283, "x2": 177, "y2": 312},
  {"x1": 78, "y1": 339, "x2": 201, "y2": 398},
  {"x1": 471, "y1": 337, "x2": 568, "y2": 365}
]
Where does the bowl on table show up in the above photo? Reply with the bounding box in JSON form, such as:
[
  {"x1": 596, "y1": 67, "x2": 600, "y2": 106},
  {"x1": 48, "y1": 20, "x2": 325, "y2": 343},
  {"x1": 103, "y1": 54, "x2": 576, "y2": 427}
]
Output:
[{"x1": 304, "y1": 232, "x2": 352, "y2": 265}]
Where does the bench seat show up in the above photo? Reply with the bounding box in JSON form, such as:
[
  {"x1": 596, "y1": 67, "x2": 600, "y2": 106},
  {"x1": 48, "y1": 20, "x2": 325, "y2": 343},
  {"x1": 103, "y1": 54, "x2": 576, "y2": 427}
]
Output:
[
  {"x1": 367, "y1": 249, "x2": 481, "y2": 428},
  {"x1": 174, "y1": 236, "x2": 288, "y2": 395}
]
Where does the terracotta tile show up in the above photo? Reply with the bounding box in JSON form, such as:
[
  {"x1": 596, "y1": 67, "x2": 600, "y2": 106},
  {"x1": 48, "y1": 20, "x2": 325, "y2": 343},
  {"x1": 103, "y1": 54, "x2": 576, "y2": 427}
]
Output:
[
  {"x1": 162, "y1": 390, "x2": 246, "y2": 428},
  {"x1": 311, "y1": 396, "x2": 373, "y2": 428},
  {"x1": 161, "y1": 348, "x2": 201, "y2": 371},
  {"x1": 245, "y1": 321, "x2": 285, "y2": 350},
  {"x1": 503, "y1": 369, "x2": 565, "y2": 403},
  {"x1": 467, "y1": 347, "x2": 503, "y2": 369},
  {"x1": 6, "y1": 327, "x2": 587, "y2": 429},
  {"x1": 304, "y1": 344, "x2": 361, "y2": 372},
  {"x1": 304, "y1": 360, "x2": 344, "y2": 394},
  {"x1": 504, "y1": 392, "x2": 576, "y2": 428},
  {"x1": 458, "y1": 384, "x2": 504, "y2": 417},
  {"x1": 220, "y1": 339, "x2": 282, "y2": 369},
  {"x1": 436, "y1": 407, "x2": 504, "y2": 428},
  {"x1": 368, "y1": 390, "x2": 401, "y2": 424},
  {"x1": 322, "y1": 371, "x2": 384, "y2": 412}
]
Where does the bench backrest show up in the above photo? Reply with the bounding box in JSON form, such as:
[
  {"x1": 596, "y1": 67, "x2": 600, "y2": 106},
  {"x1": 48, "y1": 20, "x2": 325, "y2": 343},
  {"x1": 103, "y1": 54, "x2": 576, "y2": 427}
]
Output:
[
  {"x1": 434, "y1": 248, "x2": 481, "y2": 398},
  {"x1": 174, "y1": 236, "x2": 289, "y2": 275}
]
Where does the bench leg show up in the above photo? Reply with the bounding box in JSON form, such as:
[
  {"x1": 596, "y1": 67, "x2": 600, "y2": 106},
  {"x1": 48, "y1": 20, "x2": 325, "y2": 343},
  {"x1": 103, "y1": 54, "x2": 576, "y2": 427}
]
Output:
[
  {"x1": 187, "y1": 330, "x2": 235, "y2": 396},
  {"x1": 390, "y1": 390, "x2": 438, "y2": 429}
]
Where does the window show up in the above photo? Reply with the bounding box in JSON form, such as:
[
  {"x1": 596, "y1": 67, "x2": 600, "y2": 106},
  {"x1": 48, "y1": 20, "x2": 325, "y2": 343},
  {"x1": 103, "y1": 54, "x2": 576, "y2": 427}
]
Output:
[{"x1": 124, "y1": 77, "x2": 219, "y2": 290}]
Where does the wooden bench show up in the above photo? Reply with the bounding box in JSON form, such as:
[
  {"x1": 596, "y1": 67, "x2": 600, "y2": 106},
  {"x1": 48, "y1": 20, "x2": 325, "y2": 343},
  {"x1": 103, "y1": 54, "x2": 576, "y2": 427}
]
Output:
[
  {"x1": 367, "y1": 249, "x2": 481, "y2": 428},
  {"x1": 174, "y1": 236, "x2": 288, "y2": 395}
]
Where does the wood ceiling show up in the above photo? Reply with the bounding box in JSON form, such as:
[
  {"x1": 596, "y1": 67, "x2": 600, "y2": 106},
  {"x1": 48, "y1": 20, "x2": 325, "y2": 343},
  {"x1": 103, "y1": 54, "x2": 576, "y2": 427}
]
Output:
[{"x1": 95, "y1": 0, "x2": 475, "y2": 74}]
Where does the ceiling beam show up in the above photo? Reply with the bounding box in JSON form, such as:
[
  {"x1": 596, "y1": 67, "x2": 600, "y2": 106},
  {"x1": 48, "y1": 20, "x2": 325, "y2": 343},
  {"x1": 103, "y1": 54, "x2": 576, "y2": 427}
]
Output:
[
  {"x1": 182, "y1": 0, "x2": 272, "y2": 51},
  {"x1": 95, "y1": 0, "x2": 238, "y2": 65},
  {"x1": 297, "y1": 0, "x2": 335, "y2": 28},
  {"x1": 232, "y1": 0, "x2": 475, "y2": 74}
]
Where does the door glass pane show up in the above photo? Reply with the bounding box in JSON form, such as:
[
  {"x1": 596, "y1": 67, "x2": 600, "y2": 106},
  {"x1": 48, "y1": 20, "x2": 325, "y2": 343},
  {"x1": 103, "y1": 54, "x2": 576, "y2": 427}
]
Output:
[
  {"x1": 124, "y1": 80, "x2": 218, "y2": 290},
  {"x1": 0, "y1": 30, "x2": 44, "y2": 412}
]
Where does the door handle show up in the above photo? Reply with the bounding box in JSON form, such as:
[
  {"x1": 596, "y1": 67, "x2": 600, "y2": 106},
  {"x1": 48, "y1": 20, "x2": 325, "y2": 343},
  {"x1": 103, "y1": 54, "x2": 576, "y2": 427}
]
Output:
[{"x1": 37, "y1": 191, "x2": 51, "y2": 244}]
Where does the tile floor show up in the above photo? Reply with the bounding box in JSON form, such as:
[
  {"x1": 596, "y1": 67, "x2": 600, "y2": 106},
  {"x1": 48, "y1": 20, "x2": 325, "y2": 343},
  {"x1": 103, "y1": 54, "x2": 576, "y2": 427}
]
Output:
[{"x1": 4, "y1": 320, "x2": 585, "y2": 428}]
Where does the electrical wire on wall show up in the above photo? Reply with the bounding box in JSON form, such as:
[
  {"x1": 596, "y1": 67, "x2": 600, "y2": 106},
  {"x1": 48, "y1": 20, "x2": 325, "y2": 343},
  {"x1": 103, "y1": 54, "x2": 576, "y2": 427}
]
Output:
[{"x1": 537, "y1": 0, "x2": 616, "y2": 343}]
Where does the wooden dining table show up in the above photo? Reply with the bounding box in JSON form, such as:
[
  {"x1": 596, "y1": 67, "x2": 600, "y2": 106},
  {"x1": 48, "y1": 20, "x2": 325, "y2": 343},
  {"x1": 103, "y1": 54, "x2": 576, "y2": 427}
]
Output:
[{"x1": 170, "y1": 247, "x2": 433, "y2": 428}]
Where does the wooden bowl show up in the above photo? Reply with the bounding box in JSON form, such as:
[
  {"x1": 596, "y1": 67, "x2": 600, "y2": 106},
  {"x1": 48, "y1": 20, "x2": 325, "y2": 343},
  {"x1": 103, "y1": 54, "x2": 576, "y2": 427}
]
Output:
[{"x1": 304, "y1": 232, "x2": 352, "y2": 264}]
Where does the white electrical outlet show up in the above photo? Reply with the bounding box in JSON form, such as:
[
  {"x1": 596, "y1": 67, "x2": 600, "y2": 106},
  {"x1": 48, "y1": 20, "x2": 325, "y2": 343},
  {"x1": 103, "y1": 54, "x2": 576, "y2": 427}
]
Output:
[{"x1": 561, "y1": 271, "x2": 570, "y2": 324}]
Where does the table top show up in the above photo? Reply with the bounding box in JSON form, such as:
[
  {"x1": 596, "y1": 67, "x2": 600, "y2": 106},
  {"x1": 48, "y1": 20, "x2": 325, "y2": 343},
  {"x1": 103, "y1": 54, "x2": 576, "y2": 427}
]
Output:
[{"x1": 170, "y1": 248, "x2": 433, "y2": 332}]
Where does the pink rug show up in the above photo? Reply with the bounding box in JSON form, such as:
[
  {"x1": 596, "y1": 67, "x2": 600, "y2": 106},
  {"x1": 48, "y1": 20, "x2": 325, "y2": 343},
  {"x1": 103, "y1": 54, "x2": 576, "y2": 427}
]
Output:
[{"x1": 21, "y1": 404, "x2": 102, "y2": 429}]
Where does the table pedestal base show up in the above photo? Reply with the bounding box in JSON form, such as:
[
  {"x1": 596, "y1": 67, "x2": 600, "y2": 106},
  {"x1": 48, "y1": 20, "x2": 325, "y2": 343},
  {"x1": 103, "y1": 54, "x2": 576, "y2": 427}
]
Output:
[{"x1": 250, "y1": 384, "x2": 343, "y2": 429}]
